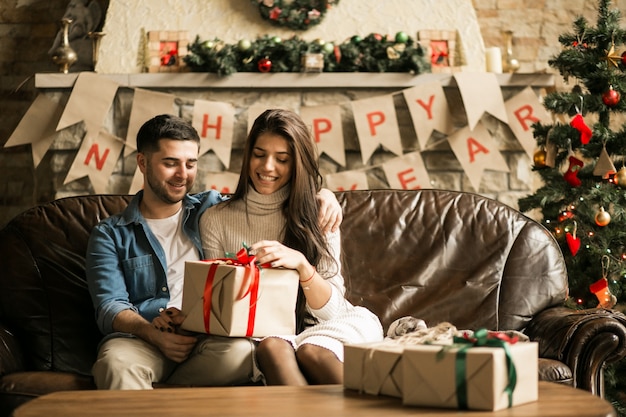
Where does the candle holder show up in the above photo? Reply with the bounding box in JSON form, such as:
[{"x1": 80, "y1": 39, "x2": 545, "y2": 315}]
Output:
[
  {"x1": 502, "y1": 30, "x2": 520, "y2": 73},
  {"x1": 88, "y1": 32, "x2": 106, "y2": 71}
]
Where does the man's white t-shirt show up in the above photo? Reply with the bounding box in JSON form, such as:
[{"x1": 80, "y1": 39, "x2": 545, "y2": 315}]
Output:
[{"x1": 146, "y1": 207, "x2": 199, "y2": 309}]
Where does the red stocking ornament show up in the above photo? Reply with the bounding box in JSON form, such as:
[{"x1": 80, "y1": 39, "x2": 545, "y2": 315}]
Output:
[
  {"x1": 570, "y1": 114, "x2": 592, "y2": 144},
  {"x1": 565, "y1": 222, "x2": 580, "y2": 256},
  {"x1": 563, "y1": 155, "x2": 583, "y2": 187}
]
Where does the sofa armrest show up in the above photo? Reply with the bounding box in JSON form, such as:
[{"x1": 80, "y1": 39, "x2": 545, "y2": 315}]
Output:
[
  {"x1": 0, "y1": 322, "x2": 24, "y2": 377},
  {"x1": 524, "y1": 306, "x2": 626, "y2": 396}
]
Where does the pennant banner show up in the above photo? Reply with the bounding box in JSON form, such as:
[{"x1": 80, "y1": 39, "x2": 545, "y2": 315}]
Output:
[
  {"x1": 5, "y1": 93, "x2": 64, "y2": 167},
  {"x1": 505, "y1": 87, "x2": 551, "y2": 158},
  {"x1": 325, "y1": 170, "x2": 369, "y2": 191},
  {"x1": 13, "y1": 72, "x2": 553, "y2": 194},
  {"x1": 382, "y1": 151, "x2": 431, "y2": 190},
  {"x1": 193, "y1": 100, "x2": 235, "y2": 168},
  {"x1": 125, "y1": 88, "x2": 176, "y2": 156},
  {"x1": 447, "y1": 121, "x2": 510, "y2": 191},
  {"x1": 129, "y1": 165, "x2": 144, "y2": 195},
  {"x1": 454, "y1": 72, "x2": 508, "y2": 129},
  {"x1": 64, "y1": 129, "x2": 124, "y2": 194},
  {"x1": 351, "y1": 94, "x2": 403, "y2": 164},
  {"x1": 402, "y1": 82, "x2": 454, "y2": 149},
  {"x1": 300, "y1": 104, "x2": 346, "y2": 167}
]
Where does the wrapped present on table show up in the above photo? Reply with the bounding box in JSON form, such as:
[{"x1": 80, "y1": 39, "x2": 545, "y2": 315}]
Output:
[
  {"x1": 180, "y1": 248, "x2": 299, "y2": 337},
  {"x1": 344, "y1": 341, "x2": 405, "y2": 398},
  {"x1": 402, "y1": 329, "x2": 538, "y2": 411}
]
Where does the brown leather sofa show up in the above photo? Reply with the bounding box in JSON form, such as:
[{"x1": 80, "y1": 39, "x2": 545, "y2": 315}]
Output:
[{"x1": 1, "y1": 189, "x2": 626, "y2": 416}]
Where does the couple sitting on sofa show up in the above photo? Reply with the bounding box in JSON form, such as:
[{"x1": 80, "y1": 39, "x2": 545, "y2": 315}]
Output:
[{"x1": 85, "y1": 110, "x2": 384, "y2": 390}]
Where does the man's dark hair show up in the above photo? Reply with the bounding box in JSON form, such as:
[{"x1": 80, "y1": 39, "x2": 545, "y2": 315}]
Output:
[{"x1": 136, "y1": 114, "x2": 200, "y2": 153}]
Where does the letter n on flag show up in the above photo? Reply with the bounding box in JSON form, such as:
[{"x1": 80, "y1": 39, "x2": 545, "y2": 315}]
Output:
[
  {"x1": 351, "y1": 95, "x2": 403, "y2": 164},
  {"x1": 447, "y1": 122, "x2": 509, "y2": 192},
  {"x1": 324, "y1": 171, "x2": 369, "y2": 191},
  {"x1": 382, "y1": 151, "x2": 431, "y2": 190},
  {"x1": 193, "y1": 100, "x2": 235, "y2": 168},
  {"x1": 505, "y1": 87, "x2": 551, "y2": 158},
  {"x1": 300, "y1": 105, "x2": 346, "y2": 167},
  {"x1": 64, "y1": 130, "x2": 124, "y2": 194}
]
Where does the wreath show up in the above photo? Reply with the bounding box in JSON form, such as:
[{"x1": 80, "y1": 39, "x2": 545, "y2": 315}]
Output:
[{"x1": 253, "y1": 0, "x2": 340, "y2": 31}]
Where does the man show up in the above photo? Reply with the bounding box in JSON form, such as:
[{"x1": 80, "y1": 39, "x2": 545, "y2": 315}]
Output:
[{"x1": 86, "y1": 114, "x2": 342, "y2": 389}]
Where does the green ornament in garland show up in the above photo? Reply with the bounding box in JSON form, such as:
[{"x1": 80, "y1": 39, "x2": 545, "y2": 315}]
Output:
[{"x1": 253, "y1": 0, "x2": 340, "y2": 31}]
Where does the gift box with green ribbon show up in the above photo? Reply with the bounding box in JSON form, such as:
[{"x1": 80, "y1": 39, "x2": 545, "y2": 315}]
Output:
[
  {"x1": 401, "y1": 329, "x2": 538, "y2": 410},
  {"x1": 180, "y1": 254, "x2": 299, "y2": 337}
]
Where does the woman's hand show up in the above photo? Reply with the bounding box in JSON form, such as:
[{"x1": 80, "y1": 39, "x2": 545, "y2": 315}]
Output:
[
  {"x1": 152, "y1": 307, "x2": 187, "y2": 334},
  {"x1": 317, "y1": 188, "x2": 342, "y2": 233},
  {"x1": 250, "y1": 240, "x2": 309, "y2": 273}
]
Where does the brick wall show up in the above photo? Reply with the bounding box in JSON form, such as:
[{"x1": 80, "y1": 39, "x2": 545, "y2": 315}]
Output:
[{"x1": 0, "y1": 0, "x2": 622, "y2": 227}]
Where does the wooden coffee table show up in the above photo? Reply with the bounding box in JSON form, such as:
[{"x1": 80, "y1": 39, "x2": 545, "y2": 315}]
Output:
[{"x1": 13, "y1": 381, "x2": 615, "y2": 417}]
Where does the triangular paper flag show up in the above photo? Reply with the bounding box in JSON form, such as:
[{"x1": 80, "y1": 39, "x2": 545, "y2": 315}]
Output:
[
  {"x1": 447, "y1": 121, "x2": 509, "y2": 191},
  {"x1": 128, "y1": 165, "x2": 143, "y2": 194},
  {"x1": 505, "y1": 87, "x2": 551, "y2": 158},
  {"x1": 351, "y1": 94, "x2": 403, "y2": 164},
  {"x1": 325, "y1": 170, "x2": 369, "y2": 191},
  {"x1": 300, "y1": 105, "x2": 346, "y2": 167},
  {"x1": 56, "y1": 72, "x2": 119, "y2": 134},
  {"x1": 402, "y1": 82, "x2": 454, "y2": 149},
  {"x1": 203, "y1": 171, "x2": 240, "y2": 195},
  {"x1": 454, "y1": 72, "x2": 508, "y2": 130},
  {"x1": 192, "y1": 100, "x2": 235, "y2": 168},
  {"x1": 64, "y1": 129, "x2": 124, "y2": 194},
  {"x1": 5, "y1": 94, "x2": 64, "y2": 167},
  {"x1": 382, "y1": 152, "x2": 431, "y2": 190},
  {"x1": 124, "y1": 88, "x2": 176, "y2": 156}
]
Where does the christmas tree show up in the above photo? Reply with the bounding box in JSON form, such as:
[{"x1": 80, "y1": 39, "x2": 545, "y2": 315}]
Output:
[{"x1": 518, "y1": 0, "x2": 626, "y2": 412}]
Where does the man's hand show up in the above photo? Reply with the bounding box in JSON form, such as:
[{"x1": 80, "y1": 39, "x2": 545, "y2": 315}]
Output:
[{"x1": 317, "y1": 188, "x2": 342, "y2": 233}]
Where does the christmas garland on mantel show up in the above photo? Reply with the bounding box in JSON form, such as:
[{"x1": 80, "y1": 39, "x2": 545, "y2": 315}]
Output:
[
  {"x1": 184, "y1": 32, "x2": 431, "y2": 75},
  {"x1": 254, "y1": 0, "x2": 340, "y2": 31}
]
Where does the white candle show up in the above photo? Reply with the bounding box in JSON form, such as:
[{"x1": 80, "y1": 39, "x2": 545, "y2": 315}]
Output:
[{"x1": 485, "y1": 47, "x2": 503, "y2": 73}]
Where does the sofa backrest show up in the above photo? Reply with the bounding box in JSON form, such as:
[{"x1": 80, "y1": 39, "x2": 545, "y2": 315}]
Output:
[
  {"x1": 0, "y1": 189, "x2": 568, "y2": 375},
  {"x1": 336, "y1": 189, "x2": 568, "y2": 332},
  {"x1": 0, "y1": 195, "x2": 132, "y2": 376}
]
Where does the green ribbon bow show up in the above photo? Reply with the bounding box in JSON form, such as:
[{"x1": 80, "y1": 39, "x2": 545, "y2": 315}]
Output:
[{"x1": 449, "y1": 328, "x2": 518, "y2": 409}]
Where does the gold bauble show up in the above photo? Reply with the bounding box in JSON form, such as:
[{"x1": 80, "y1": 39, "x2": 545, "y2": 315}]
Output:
[
  {"x1": 616, "y1": 167, "x2": 626, "y2": 188},
  {"x1": 533, "y1": 149, "x2": 547, "y2": 168},
  {"x1": 595, "y1": 207, "x2": 611, "y2": 227}
]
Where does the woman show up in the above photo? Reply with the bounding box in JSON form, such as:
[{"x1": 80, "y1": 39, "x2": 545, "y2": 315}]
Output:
[{"x1": 199, "y1": 108, "x2": 383, "y2": 385}]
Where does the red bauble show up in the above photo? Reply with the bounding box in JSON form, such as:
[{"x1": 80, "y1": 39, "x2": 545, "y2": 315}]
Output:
[
  {"x1": 622, "y1": 51, "x2": 626, "y2": 66},
  {"x1": 257, "y1": 58, "x2": 272, "y2": 73},
  {"x1": 602, "y1": 87, "x2": 620, "y2": 107}
]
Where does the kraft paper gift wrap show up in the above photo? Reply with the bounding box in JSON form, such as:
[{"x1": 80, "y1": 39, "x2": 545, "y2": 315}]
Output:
[
  {"x1": 344, "y1": 341, "x2": 405, "y2": 398},
  {"x1": 401, "y1": 341, "x2": 538, "y2": 411},
  {"x1": 180, "y1": 260, "x2": 299, "y2": 337}
]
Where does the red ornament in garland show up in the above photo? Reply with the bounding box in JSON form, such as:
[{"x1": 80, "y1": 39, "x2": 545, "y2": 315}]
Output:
[
  {"x1": 602, "y1": 86, "x2": 620, "y2": 107},
  {"x1": 257, "y1": 58, "x2": 272, "y2": 73},
  {"x1": 622, "y1": 51, "x2": 626, "y2": 66}
]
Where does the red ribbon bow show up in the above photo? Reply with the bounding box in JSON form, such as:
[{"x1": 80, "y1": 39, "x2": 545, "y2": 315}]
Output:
[{"x1": 201, "y1": 248, "x2": 262, "y2": 337}]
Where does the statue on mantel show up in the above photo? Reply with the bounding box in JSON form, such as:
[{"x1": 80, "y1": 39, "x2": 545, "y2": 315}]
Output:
[{"x1": 48, "y1": 0, "x2": 103, "y2": 72}]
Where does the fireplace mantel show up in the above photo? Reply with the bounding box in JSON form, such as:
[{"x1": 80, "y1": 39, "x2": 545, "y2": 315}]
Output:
[{"x1": 34, "y1": 72, "x2": 555, "y2": 90}]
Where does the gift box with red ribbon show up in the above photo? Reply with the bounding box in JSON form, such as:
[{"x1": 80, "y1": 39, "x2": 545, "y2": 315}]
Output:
[
  {"x1": 401, "y1": 330, "x2": 538, "y2": 411},
  {"x1": 180, "y1": 249, "x2": 299, "y2": 337}
]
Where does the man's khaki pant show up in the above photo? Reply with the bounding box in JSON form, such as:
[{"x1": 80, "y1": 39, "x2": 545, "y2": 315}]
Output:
[{"x1": 92, "y1": 335, "x2": 256, "y2": 389}]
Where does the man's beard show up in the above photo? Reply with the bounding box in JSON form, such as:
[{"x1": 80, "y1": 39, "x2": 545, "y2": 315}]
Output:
[{"x1": 145, "y1": 165, "x2": 191, "y2": 204}]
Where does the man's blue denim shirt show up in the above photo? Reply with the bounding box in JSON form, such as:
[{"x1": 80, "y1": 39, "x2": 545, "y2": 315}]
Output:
[{"x1": 86, "y1": 189, "x2": 225, "y2": 335}]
